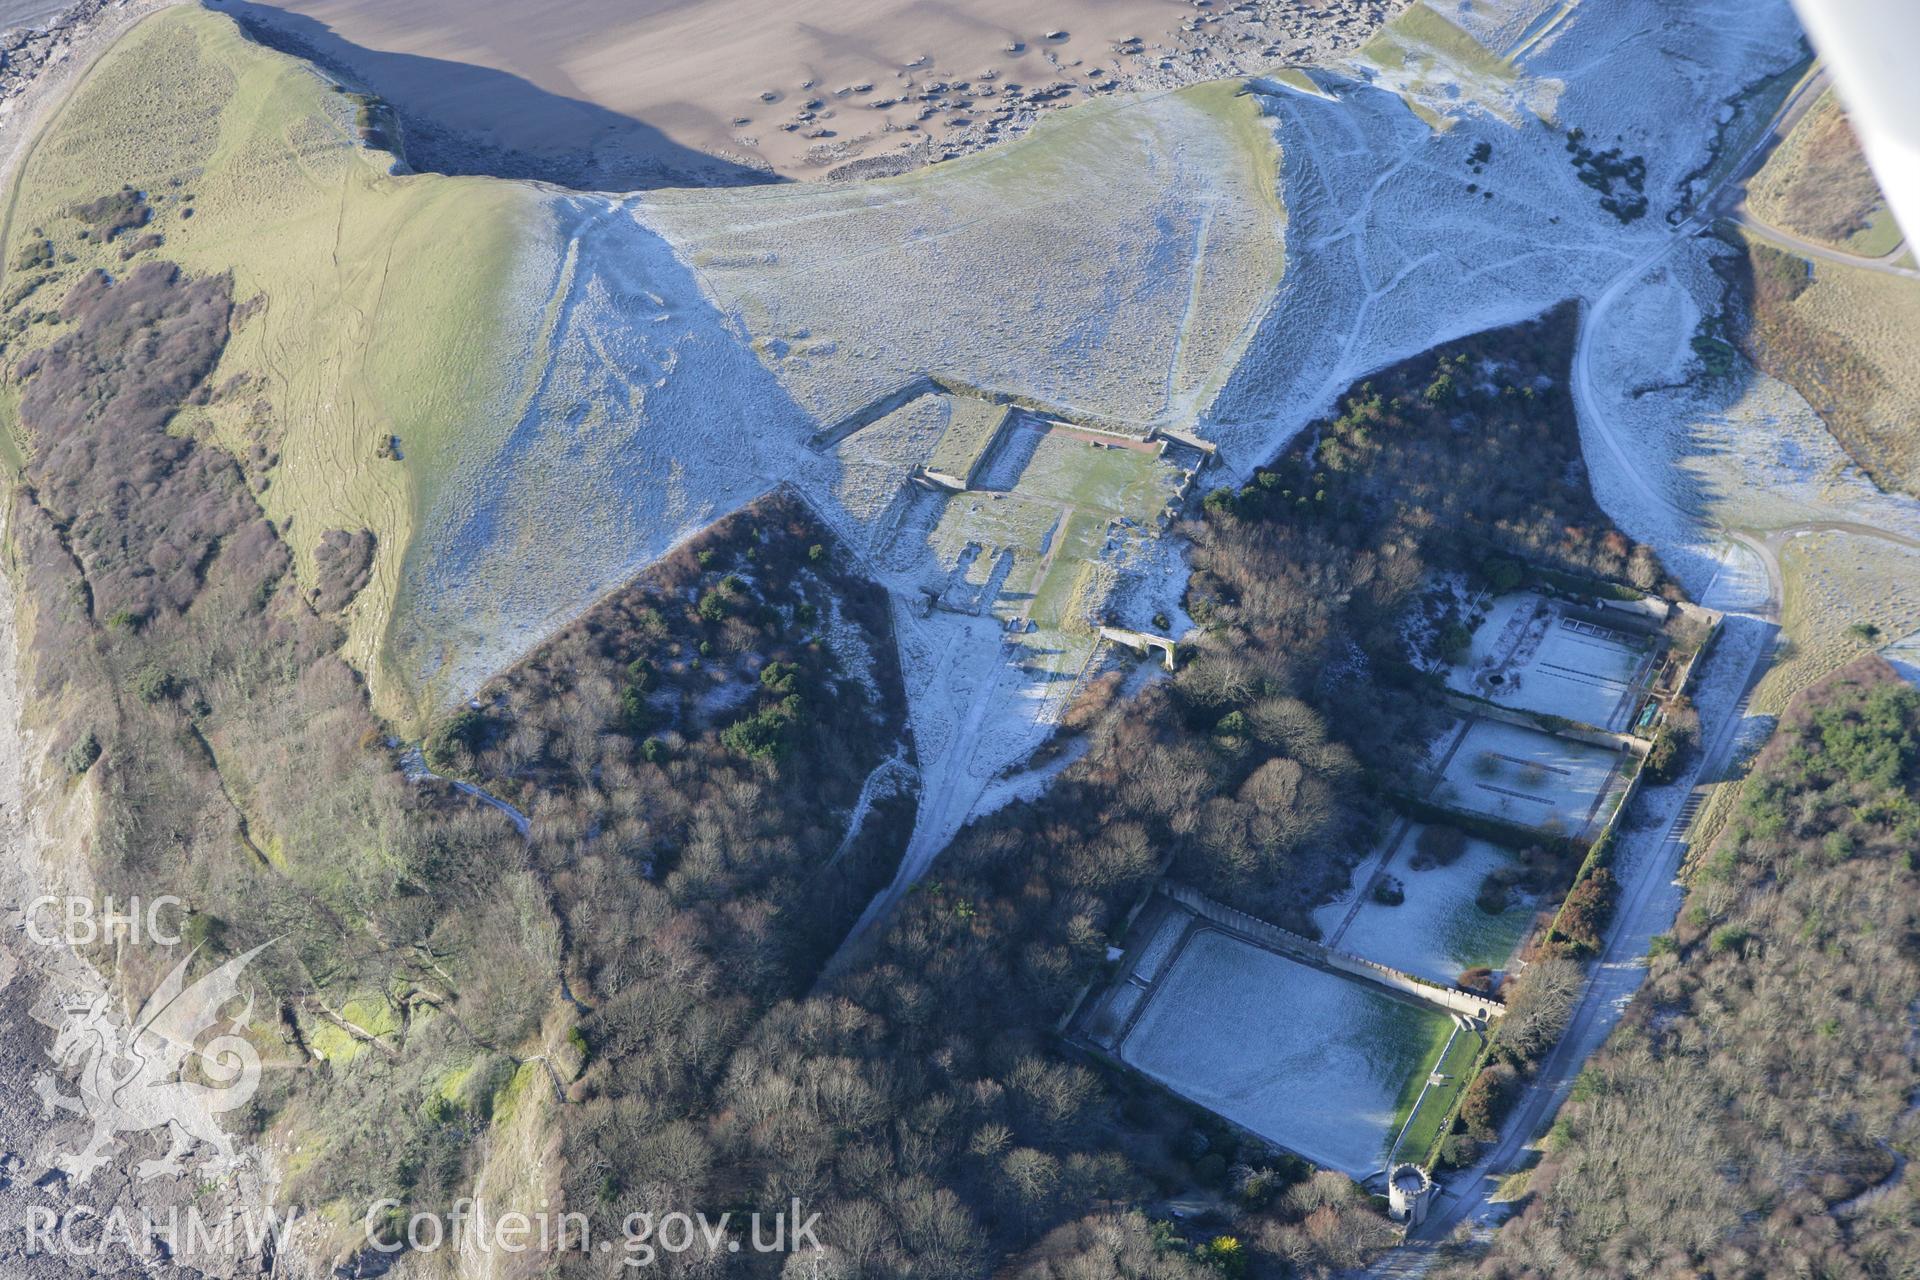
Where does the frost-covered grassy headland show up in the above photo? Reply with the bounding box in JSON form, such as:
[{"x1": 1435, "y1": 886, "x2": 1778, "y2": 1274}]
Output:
[
  {"x1": 5, "y1": 0, "x2": 1853, "y2": 831},
  {"x1": 5, "y1": 0, "x2": 1917, "y2": 1271}
]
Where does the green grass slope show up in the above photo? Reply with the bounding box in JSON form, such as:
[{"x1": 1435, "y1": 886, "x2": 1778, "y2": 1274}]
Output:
[{"x1": 1, "y1": 6, "x2": 543, "y2": 728}]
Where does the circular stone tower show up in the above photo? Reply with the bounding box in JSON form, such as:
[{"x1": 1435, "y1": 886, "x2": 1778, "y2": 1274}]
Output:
[{"x1": 1387, "y1": 1163, "x2": 1436, "y2": 1228}]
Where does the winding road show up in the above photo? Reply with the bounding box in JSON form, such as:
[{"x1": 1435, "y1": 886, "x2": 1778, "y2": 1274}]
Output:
[
  {"x1": 1720, "y1": 67, "x2": 1915, "y2": 280},
  {"x1": 1732, "y1": 209, "x2": 1916, "y2": 279}
]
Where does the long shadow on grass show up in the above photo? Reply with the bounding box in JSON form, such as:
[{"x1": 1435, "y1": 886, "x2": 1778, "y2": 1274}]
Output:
[{"x1": 212, "y1": 0, "x2": 781, "y2": 191}]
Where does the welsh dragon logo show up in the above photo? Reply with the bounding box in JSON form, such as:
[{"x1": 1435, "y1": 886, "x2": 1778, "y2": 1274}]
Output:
[{"x1": 35, "y1": 941, "x2": 273, "y2": 1183}]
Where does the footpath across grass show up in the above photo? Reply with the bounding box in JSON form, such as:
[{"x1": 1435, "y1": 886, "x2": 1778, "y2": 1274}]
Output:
[{"x1": 1391, "y1": 1021, "x2": 1484, "y2": 1166}]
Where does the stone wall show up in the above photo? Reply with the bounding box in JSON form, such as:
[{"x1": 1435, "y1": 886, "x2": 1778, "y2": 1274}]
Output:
[{"x1": 1161, "y1": 883, "x2": 1506, "y2": 1023}]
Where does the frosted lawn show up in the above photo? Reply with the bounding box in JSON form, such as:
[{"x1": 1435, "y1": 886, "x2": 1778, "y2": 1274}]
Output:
[
  {"x1": 1433, "y1": 719, "x2": 1626, "y2": 836},
  {"x1": 1317, "y1": 824, "x2": 1533, "y2": 986},
  {"x1": 1120, "y1": 929, "x2": 1451, "y2": 1178},
  {"x1": 1447, "y1": 593, "x2": 1651, "y2": 730}
]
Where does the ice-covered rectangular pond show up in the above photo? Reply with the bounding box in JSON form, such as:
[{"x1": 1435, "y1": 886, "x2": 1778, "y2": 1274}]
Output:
[{"x1": 1117, "y1": 928, "x2": 1451, "y2": 1178}]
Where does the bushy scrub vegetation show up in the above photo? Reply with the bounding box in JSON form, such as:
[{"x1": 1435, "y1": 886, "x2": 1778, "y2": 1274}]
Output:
[
  {"x1": 1550, "y1": 862, "x2": 1618, "y2": 949},
  {"x1": 1747, "y1": 92, "x2": 1900, "y2": 256},
  {"x1": 1564, "y1": 128, "x2": 1647, "y2": 224},
  {"x1": 4, "y1": 257, "x2": 552, "y2": 1228},
  {"x1": 1012, "y1": 1213, "x2": 1221, "y2": 1279},
  {"x1": 309, "y1": 527, "x2": 375, "y2": 612},
  {"x1": 1723, "y1": 237, "x2": 1920, "y2": 497},
  {"x1": 17, "y1": 263, "x2": 241, "y2": 622},
  {"x1": 69, "y1": 184, "x2": 151, "y2": 241},
  {"x1": 0, "y1": 250, "x2": 914, "y2": 1253},
  {"x1": 1640, "y1": 696, "x2": 1698, "y2": 784},
  {"x1": 1448, "y1": 659, "x2": 1920, "y2": 1278},
  {"x1": 1012, "y1": 1190, "x2": 1393, "y2": 1279},
  {"x1": 1412, "y1": 824, "x2": 1469, "y2": 868}
]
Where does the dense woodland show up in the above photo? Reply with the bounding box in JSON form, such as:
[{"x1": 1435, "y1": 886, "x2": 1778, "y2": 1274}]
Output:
[
  {"x1": 3, "y1": 229, "x2": 1683, "y2": 1279},
  {"x1": 1451, "y1": 658, "x2": 1920, "y2": 1279},
  {"x1": 435, "y1": 492, "x2": 920, "y2": 1230}
]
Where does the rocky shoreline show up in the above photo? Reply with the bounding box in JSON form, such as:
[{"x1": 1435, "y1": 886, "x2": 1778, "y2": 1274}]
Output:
[{"x1": 0, "y1": 0, "x2": 113, "y2": 115}]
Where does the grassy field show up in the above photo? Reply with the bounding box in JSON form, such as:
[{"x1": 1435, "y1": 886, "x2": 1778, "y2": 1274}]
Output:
[
  {"x1": 923, "y1": 421, "x2": 1181, "y2": 641},
  {"x1": 1266, "y1": 67, "x2": 1333, "y2": 99},
  {"x1": 1433, "y1": 719, "x2": 1625, "y2": 836},
  {"x1": 928, "y1": 491, "x2": 1061, "y2": 604},
  {"x1": 1391, "y1": 1022, "x2": 1482, "y2": 1165},
  {"x1": 1, "y1": 7, "x2": 541, "y2": 728},
  {"x1": 1758, "y1": 533, "x2": 1920, "y2": 717},
  {"x1": 1748, "y1": 89, "x2": 1904, "y2": 258},
  {"x1": 1768, "y1": 252, "x2": 1920, "y2": 494},
  {"x1": 1028, "y1": 508, "x2": 1109, "y2": 629},
  {"x1": 1008, "y1": 429, "x2": 1173, "y2": 511},
  {"x1": 1364, "y1": 1, "x2": 1516, "y2": 79},
  {"x1": 1354, "y1": 1, "x2": 1527, "y2": 129},
  {"x1": 1732, "y1": 230, "x2": 1920, "y2": 497},
  {"x1": 1325, "y1": 827, "x2": 1537, "y2": 986},
  {"x1": 925, "y1": 397, "x2": 1011, "y2": 484},
  {"x1": 1119, "y1": 928, "x2": 1456, "y2": 1178}
]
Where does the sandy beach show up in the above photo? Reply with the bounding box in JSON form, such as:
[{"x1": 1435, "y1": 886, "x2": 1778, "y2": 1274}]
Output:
[{"x1": 214, "y1": 0, "x2": 1398, "y2": 185}]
